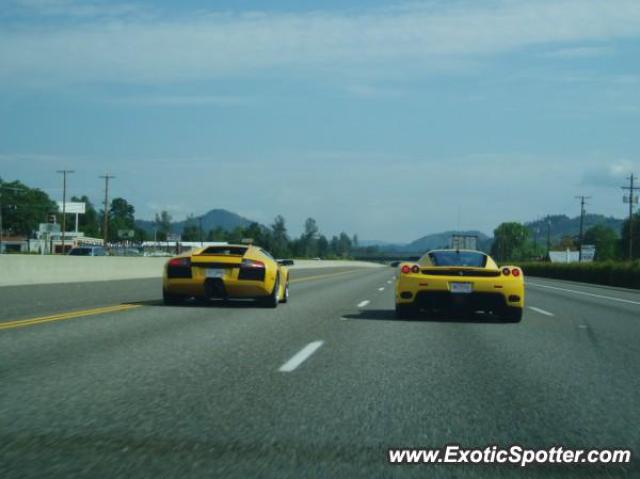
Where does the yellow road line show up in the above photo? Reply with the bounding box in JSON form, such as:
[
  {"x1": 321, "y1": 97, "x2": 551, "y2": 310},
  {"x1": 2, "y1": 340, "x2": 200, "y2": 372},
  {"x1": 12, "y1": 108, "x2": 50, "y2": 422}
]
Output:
[
  {"x1": 0, "y1": 304, "x2": 141, "y2": 331},
  {"x1": 1, "y1": 268, "x2": 374, "y2": 331},
  {"x1": 289, "y1": 268, "x2": 371, "y2": 284}
]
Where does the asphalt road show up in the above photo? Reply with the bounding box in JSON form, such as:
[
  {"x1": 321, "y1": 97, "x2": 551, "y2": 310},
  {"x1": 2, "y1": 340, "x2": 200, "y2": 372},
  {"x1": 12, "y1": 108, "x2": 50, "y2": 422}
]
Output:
[{"x1": 1, "y1": 267, "x2": 639, "y2": 478}]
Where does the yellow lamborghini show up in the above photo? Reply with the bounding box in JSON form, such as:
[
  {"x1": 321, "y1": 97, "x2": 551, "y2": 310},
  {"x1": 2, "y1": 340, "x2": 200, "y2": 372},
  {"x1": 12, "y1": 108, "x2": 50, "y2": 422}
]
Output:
[
  {"x1": 162, "y1": 243, "x2": 291, "y2": 307},
  {"x1": 395, "y1": 249, "x2": 524, "y2": 322}
]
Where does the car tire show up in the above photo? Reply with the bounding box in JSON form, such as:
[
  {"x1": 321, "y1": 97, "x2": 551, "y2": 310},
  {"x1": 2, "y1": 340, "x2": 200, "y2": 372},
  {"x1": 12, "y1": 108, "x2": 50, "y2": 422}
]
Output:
[
  {"x1": 260, "y1": 276, "x2": 280, "y2": 308},
  {"x1": 503, "y1": 306, "x2": 523, "y2": 323},
  {"x1": 280, "y1": 279, "x2": 289, "y2": 304},
  {"x1": 395, "y1": 303, "x2": 415, "y2": 319},
  {"x1": 163, "y1": 290, "x2": 185, "y2": 306}
]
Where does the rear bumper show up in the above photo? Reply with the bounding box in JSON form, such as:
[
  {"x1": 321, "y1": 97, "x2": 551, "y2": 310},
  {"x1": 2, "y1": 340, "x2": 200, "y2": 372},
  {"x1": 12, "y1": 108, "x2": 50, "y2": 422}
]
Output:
[
  {"x1": 395, "y1": 273, "x2": 524, "y2": 309},
  {"x1": 163, "y1": 277, "x2": 272, "y2": 298}
]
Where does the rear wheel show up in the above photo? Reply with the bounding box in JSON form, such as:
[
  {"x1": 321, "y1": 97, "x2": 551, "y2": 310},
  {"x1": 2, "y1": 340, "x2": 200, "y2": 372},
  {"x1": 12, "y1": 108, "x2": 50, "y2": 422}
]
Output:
[
  {"x1": 260, "y1": 276, "x2": 280, "y2": 308},
  {"x1": 280, "y1": 279, "x2": 289, "y2": 304},
  {"x1": 395, "y1": 303, "x2": 415, "y2": 319},
  {"x1": 503, "y1": 306, "x2": 523, "y2": 323},
  {"x1": 163, "y1": 290, "x2": 185, "y2": 306}
]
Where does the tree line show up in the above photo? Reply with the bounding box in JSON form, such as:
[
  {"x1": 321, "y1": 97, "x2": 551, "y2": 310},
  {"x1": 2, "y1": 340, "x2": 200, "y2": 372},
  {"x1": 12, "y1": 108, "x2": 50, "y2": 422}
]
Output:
[
  {"x1": 158, "y1": 212, "x2": 359, "y2": 259},
  {"x1": 0, "y1": 178, "x2": 361, "y2": 258},
  {"x1": 490, "y1": 218, "x2": 640, "y2": 262}
]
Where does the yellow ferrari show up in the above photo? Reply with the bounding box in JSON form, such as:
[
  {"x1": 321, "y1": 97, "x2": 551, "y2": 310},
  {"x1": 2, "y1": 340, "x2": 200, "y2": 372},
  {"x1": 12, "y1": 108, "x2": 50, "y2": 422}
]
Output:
[
  {"x1": 395, "y1": 249, "x2": 524, "y2": 322},
  {"x1": 162, "y1": 243, "x2": 291, "y2": 307}
]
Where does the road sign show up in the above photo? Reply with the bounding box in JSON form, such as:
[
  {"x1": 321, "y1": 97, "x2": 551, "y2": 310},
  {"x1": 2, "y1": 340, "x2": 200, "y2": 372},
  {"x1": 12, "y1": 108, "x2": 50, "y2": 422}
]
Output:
[
  {"x1": 118, "y1": 229, "x2": 135, "y2": 239},
  {"x1": 39, "y1": 223, "x2": 60, "y2": 234},
  {"x1": 57, "y1": 202, "x2": 86, "y2": 214},
  {"x1": 581, "y1": 244, "x2": 596, "y2": 262},
  {"x1": 450, "y1": 234, "x2": 478, "y2": 250},
  {"x1": 167, "y1": 234, "x2": 181, "y2": 242}
]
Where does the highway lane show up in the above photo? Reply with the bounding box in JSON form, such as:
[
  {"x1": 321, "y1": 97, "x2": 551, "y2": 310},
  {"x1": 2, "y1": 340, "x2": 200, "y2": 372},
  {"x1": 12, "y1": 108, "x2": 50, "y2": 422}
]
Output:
[{"x1": 1, "y1": 269, "x2": 639, "y2": 478}]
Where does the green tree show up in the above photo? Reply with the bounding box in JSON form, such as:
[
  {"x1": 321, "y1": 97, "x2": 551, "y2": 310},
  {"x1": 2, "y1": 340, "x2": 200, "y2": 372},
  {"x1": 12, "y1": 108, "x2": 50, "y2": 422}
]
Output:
[
  {"x1": 154, "y1": 210, "x2": 172, "y2": 241},
  {"x1": 207, "y1": 226, "x2": 227, "y2": 241},
  {"x1": 0, "y1": 178, "x2": 57, "y2": 236},
  {"x1": 621, "y1": 212, "x2": 640, "y2": 260},
  {"x1": 270, "y1": 215, "x2": 290, "y2": 258},
  {"x1": 491, "y1": 222, "x2": 530, "y2": 262},
  {"x1": 301, "y1": 217, "x2": 319, "y2": 257},
  {"x1": 108, "y1": 197, "x2": 135, "y2": 241},
  {"x1": 182, "y1": 214, "x2": 201, "y2": 242},
  {"x1": 317, "y1": 235, "x2": 329, "y2": 258},
  {"x1": 583, "y1": 224, "x2": 620, "y2": 261}
]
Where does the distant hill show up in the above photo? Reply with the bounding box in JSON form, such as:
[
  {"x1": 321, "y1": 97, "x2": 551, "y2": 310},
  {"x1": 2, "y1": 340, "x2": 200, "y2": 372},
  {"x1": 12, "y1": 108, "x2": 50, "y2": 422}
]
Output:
[
  {"x1": 525, "y1": 214, "x2": 623, "y2": 242},
  {"x1": 363, "y1": 230, "x2": 491, "y2": 254},
  {"x1": 136, "y1": 209, "x2": 255, "y2": 235},
  {"x1": 365, "y1": 214, "x2": 624, "y2": 255},
  {"x1": 405, "y1": 230, "x2": 492, "y2": 253}
]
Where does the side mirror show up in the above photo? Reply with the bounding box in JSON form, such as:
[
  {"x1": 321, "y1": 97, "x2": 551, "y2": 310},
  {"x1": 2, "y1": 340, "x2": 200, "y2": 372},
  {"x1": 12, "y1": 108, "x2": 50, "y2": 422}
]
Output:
[{"x1": 277, "y1": 259, "x2": 295, "y2": 266}]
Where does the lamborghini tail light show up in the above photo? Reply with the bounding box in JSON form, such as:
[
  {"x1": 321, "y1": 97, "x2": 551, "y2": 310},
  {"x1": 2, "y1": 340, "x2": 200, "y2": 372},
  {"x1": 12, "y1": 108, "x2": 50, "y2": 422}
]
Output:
[
  {"x1": 241, "y1": 259, "x2": 266, "y2": 269},
  {"x1": 169, "y1": 257, "x2": 190, "y2": 268}
]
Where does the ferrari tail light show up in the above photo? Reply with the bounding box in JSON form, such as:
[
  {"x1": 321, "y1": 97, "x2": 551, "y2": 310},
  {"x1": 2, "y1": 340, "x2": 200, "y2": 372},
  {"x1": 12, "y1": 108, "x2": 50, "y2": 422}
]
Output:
[
  {"x1": 241, "y1": 259, "x2": 266, "y2": 269},
  {"x1": 169, "y1": 257, "x2": 190, "y2": 268},
  {"x1": 512, "y1": 268, "x2": 521, "y2": 277},
  {"x1": 401, "y1": 264, "x2": 419, "y2": 274},
  {"x1": 502, "y1": 267, "x2": 511, "y2": 276}
]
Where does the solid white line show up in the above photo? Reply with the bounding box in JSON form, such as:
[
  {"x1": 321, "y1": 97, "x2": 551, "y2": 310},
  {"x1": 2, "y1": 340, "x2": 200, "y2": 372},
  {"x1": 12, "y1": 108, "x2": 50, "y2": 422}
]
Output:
[
  {"x1": 278, "y1": 341, "x2": 324, "y2": 372},
  {"x1": 527, "y1": 282, "x2": 640, "y2": 306},
  {"x1": 528, "y1": 306, "x2": 554, "y2": 317},
  {"x1": 378, "y1": 287, "x2": 385, "y2": 291},
  {"x1": 357, "y1": 300, "x2": 370, "y2": 308}
]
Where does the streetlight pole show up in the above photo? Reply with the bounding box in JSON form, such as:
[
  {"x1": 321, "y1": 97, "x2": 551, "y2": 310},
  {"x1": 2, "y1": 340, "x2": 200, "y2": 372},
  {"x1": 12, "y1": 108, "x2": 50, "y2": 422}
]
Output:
[
  {"x1": 575, "y1": 195, "x2": 591, "y2": 262},
  {"x1": 56, "y1": 170, "x2": 74, "y2": 254},
  {"x1": 546, "y1": 218, "x2": 551, "y2": 259},
  {"x1": 99, "y1": 173, "x2": 115, "y2": 248}
]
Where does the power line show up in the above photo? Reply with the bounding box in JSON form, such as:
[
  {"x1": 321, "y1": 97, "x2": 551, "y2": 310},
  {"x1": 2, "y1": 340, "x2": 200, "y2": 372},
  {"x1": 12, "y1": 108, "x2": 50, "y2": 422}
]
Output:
[
  {"x1": 99, "y1": 173, "x2": 116, "y2": 247},
  {"x1": 575, "y1": 195, "x2": 591, "y2": 262},
  {"x1": 56, "y1": 170, "x2": 74, "y2": 254},
  {"x1": 621, "y1": 173, "x2": 640, "y2": 260}
]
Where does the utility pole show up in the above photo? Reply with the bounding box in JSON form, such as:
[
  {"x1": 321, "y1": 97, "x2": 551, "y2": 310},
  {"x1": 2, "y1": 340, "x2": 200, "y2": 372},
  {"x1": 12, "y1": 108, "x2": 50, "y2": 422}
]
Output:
[
  {"x1": 546, "y1": 218, "x2": 551, "y2": 259},
  {"x1": 575, "y1": 195, "x2": 591, "y2": 262},
  {"x1": 57, "y1": 170, "x2": 74, "y2": 254},
  {"x1": 198, "y1": 216, "x2": 203, "y2": 246},
  {"x1": 99, "y1": 173, "x2": 115, "y2": 248},
  {"x1": 621, "y1": 173, "x2": 639, "y2": 261}
]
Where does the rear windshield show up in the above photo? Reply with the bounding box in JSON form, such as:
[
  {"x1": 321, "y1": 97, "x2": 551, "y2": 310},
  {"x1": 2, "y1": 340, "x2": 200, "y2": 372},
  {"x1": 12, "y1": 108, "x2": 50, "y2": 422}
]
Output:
[
  {"x1": 428, "y1": 251, "x2": 487, "y2": 267},
  {"x1": 69, "y1": 248, "x2": 92, "y2": 256},
  {"x1": 199, "y1": 246, "x2": 248, "y2": 256}
]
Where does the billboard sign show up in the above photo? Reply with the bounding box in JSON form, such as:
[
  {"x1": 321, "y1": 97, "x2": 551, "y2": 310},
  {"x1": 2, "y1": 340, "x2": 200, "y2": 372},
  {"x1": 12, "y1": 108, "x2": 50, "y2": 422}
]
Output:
[{"x1": 57, "y1": 202, "x2": 86, "y2": 214}]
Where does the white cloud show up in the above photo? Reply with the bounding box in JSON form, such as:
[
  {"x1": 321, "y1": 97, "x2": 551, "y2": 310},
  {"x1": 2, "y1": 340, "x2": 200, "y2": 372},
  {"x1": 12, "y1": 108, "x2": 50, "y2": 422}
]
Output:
[
  {"x1": 108, "y1": 95, "x2": 252, "y2": 107},
  {"x1": 1, "y1": 0, "x2": 640, "y2": 86},
  {"x1": 582, "y1": 160, "x2": 640, "y2": 188},
  {"x1": 542, "y1": 46, "x2": 613, "y2": 59},
  {"x1": 11, "y1": 0, "x2": 142, "y2": 18}
]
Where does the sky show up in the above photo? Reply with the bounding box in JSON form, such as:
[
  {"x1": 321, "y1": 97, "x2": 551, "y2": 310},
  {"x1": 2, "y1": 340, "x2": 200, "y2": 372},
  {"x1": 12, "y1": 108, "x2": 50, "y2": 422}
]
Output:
[{"x1": 1, "y1": 0, "x2": 639, "y2": 242}]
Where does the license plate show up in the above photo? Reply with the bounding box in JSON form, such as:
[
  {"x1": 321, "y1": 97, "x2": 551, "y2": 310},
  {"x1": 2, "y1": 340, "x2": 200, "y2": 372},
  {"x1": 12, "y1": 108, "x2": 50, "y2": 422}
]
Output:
[
  {"x1": 450, "y1": 282, "x2": 473, "y2": 294},
  {"x1": 206, "y1": 268, "x2": 225, "y2": 279}
]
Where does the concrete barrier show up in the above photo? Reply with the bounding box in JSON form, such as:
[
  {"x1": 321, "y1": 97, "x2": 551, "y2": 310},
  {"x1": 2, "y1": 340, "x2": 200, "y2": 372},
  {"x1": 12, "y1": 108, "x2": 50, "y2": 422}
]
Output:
[{"x1": 0, "y1": 256, "x2": 383, "y2": 287}]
